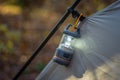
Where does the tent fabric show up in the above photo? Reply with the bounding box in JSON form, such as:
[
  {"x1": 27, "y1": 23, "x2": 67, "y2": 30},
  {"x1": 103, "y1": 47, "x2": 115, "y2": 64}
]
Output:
[{"x1": 36, "y1": 0, "x2": 120, "y2": 80}]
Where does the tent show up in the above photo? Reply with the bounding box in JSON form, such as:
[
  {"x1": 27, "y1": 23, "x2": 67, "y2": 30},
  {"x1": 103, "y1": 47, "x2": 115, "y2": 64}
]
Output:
[{"x1": 36, "y1": 0, "x2": 120, "y2": 80}]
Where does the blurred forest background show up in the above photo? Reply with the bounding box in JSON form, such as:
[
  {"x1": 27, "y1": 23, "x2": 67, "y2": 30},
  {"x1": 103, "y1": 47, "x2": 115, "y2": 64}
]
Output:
[{"x1": 0, "y1": 0, "x2": 115, "y2": 80}]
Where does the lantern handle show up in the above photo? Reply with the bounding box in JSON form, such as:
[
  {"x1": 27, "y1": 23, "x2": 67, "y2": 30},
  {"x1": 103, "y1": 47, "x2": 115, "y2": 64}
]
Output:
[{"x1": 64, "y1": 24, "x2": 80, "y2": 38}]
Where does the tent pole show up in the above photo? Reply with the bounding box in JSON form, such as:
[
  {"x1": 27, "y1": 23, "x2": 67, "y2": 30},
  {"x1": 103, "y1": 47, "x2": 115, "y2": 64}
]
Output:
[{"x1": 13, "y1": 0, "x2": 81, "y2": 80}]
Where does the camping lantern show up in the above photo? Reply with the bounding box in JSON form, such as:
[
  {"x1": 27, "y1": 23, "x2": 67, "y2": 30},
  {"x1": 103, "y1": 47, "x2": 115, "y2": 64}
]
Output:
[{"x1": 53, "y1": 24, "x2": 80, "y2": 66}]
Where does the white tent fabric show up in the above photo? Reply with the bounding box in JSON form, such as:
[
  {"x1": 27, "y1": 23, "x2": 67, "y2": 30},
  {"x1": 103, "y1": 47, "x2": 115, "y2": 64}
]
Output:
[{"x1": 36, "y1": 0, "x2": 120, "y2": 80}]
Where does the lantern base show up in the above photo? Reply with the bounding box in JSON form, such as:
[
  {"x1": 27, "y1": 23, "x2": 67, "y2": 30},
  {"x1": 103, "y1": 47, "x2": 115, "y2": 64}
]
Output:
[{"x1": 53, "y1": 48, "x2": 73, "y2": 66}]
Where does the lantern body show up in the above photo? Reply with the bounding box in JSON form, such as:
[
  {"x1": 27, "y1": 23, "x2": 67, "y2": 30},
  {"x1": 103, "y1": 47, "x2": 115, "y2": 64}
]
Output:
[
  {"x1": 53, "y1": 34, "x2": 74, "y2": 66},
  {"x1": 53, "y1": 24, "x2": 80, "y2": 66}
]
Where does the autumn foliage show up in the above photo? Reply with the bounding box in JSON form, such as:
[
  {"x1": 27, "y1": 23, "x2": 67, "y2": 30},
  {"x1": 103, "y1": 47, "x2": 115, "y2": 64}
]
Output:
[{"x1": 0, "y1": 0, "x2": 115, "y2": 80}]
